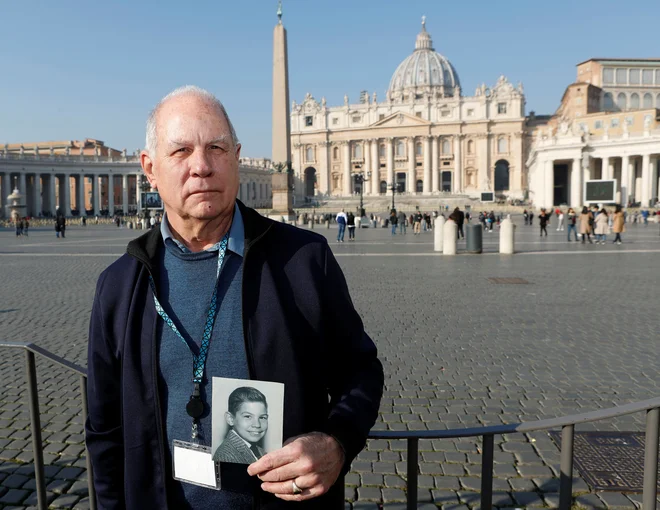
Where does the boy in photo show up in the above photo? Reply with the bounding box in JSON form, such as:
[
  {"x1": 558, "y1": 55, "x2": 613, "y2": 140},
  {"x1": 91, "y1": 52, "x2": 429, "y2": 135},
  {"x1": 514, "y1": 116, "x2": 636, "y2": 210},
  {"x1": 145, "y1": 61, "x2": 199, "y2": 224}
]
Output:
[{"x1": 213, "y1": 387, "x2": 269, "y2": 464}]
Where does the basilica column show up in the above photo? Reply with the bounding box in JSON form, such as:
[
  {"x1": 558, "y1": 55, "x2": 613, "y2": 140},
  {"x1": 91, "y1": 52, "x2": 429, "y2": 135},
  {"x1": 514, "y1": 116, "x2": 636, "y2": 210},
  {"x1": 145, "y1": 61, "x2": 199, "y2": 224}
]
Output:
[
  {"x1": 621, "y1": 155, "x2": 630, "y2": 206},
  {"x1": 544, "y1": 159, "x2": 554, "y2": 209},
  {"x1": 363, "y1": 140, "x2": 371, "y2": 195},
  {"x1": 602, "y1": 157, "x2": 612, "y2": 180},
  {"x1": 386, "y1": 138, "x2": 394, "y2": 189},
  {"x1": 431, "y1": 136, "x2": 439, "y2": 192},
  {"x1": 641, "y1": 153, "x2": 651, "y2": 206},
  {"x1": 454, "y1": 135, "x2": 463, "y2": 193},
  {"x1": 342, "y1": 141, "x2": 351, "y2": 197},
  {"x1": 423, "y1": 136, "x2": 431, "y2": 194},
  {"x1": 651, "y1": 156, "x2": 659, "y2": 203},
  {"x1": 122, "y1": 175, "x2": 129, "y2": 212},
  {"x1": 317, "y1": 141, "x2": 330, "y2": 195},
  {"x1": 108, "y1": 175, "x2": 115, "y2": 215},
  {"x1": 407, "y1": 137, "x2": 415, "y2": 193},
  {"x1": 477, "y1": 134, "x2": 490, "y2": 191},
  {"x1": 570, "y1": 158, "x2": 582, "y2": 207},
  {"x1": 62, "y1": 174, "x2": 71, "y2": 215},
  {"x1": 370, "y1": 139, "x2": 379, "y2": 195},
  {"x1": 32, "y1": 174, "x2": 42, "y2": 216}
]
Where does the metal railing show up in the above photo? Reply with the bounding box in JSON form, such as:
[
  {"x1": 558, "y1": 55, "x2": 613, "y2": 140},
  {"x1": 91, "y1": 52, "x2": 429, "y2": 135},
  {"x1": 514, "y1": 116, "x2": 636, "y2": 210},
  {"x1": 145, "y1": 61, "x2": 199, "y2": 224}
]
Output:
[{"x1": 1, "y1": 341, "x2": 658, "y2": 510}]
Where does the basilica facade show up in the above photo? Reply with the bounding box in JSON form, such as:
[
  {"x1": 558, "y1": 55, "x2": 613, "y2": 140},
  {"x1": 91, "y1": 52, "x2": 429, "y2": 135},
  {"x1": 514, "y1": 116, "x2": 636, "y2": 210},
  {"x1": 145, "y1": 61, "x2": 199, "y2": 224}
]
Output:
[{"x1": 290, "y1": 19, "x2": 527, "y2": 201}]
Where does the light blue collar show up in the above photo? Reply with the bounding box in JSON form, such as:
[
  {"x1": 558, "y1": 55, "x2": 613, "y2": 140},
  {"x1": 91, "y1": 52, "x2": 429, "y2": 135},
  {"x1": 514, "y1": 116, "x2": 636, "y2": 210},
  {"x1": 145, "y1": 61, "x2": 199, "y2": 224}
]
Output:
[{"x1": 160, "y1": 203, "x2": 244, "y2": 257}]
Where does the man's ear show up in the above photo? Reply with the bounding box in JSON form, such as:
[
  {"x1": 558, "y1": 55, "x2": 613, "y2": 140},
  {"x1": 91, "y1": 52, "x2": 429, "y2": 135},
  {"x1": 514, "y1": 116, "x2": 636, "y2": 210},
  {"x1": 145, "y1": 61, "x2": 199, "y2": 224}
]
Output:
[
  {"x1": 225, "y1": 412, "x2": 234, "y2": 427},
  {"x1": 140, "y1": 150, "x2": 157, "y2": 190}
]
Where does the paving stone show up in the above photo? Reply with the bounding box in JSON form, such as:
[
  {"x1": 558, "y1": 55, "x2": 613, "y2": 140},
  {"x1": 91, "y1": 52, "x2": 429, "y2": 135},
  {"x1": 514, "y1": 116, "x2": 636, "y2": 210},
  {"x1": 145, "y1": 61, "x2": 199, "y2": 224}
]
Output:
[
  {"x1": 596, "y1": 491, "x2": 636, "y2": 509},
  {"x1": 356, "y1": 487, "x2": 381, "y2": 502},
  {"x1": 1, "y1": 473, "x2": 31, "y2": 489},
  {"x1": 46, "y1": 478, "x2": 73, "y2": 494},
  {"x1": 0, "y1": 488, "x2": 30, "y2": 505},
  {"x1": 575, "y1": 493, "x2": 607, "y2": 509},
  {"x1": 512, "y1": 491, "x2": 546, "y2": 507},
  {"x1": 50, "y1": 493, "x2": 81, "y2": 508}
]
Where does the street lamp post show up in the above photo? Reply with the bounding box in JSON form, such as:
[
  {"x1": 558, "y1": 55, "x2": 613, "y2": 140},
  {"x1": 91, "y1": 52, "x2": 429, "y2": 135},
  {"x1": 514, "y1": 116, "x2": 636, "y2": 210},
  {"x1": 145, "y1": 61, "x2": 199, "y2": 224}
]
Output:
[
  {"x1": 388, "y1": 182, "x2": 400, "y2": 212},
  {"x1": 352, "y1": 169, "x2": 371, "y2": 217}
]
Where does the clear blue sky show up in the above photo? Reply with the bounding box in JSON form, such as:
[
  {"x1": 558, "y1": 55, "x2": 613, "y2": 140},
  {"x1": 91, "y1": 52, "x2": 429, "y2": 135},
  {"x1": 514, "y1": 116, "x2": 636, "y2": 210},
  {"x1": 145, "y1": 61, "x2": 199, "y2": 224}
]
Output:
[{"x1": 1, "y1": 0, "x2": 658, "y2": 158}]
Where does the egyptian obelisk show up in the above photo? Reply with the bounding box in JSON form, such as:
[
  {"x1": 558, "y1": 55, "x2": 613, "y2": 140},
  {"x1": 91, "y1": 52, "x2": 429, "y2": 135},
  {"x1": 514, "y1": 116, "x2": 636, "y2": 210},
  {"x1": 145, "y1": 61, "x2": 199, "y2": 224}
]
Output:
[{"x1": 270, "y1": 0, "x2": 295, "y2": 220}]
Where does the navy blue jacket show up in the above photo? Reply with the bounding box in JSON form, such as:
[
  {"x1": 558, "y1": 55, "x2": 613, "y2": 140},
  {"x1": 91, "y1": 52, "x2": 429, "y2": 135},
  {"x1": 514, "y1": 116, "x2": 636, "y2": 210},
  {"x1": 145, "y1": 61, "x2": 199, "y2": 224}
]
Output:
[{"x1": 85, "y1": 201, "x2": 384, "y2": 509}]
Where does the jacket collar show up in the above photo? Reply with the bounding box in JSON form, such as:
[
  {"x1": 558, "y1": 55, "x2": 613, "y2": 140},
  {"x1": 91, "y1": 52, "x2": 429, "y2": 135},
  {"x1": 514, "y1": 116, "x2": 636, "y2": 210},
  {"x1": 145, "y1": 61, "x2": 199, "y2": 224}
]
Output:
[{"x1": 126, "y1": 199, "x2": 273, "y2": 273}]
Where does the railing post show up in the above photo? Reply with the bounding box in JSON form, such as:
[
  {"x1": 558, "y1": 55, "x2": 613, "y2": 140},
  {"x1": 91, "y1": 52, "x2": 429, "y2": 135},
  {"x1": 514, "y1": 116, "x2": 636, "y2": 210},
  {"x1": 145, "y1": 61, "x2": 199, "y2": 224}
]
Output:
[
  {"x1": 25, "y1": 350, "x2": 47, "y2": 510},
  {"x1": 406, "y1": 438, "x2": 418, "y2": 510},
  {"x1": 559, "y1": 424, "x2": 574, "y2": 510},
  {"x1": 480, "y1": 434, "x2": 494, "y2": 510},
  {"x1": 80, "y1": 375, "x2": 97, "y2": 510},
  {"x1": 643, "y1": 407, "x2": 659, "y2": 510}
]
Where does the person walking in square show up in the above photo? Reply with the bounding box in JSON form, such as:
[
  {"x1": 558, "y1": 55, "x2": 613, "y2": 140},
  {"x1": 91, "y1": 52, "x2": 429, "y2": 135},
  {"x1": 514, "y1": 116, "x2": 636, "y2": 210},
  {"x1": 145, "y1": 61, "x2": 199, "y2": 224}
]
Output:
[
  {"x1": 346, "y1": 211, "x2": 356, "y2": 241},
  {"x1": 594, "y1": 207, "x2": 609, "y2": 244},
  {"x1": 538, "y1": 209, "x2": 549, "y2": 237},
  {"x1": 449, "y1": 207, "x2": 465, "y2": 240},
  {"x1": 556, "y1": 208, "x2": 565, "y2": 231},
  {"x1": 397, "y1": 210, "x2": 406, "y2": 234},
  {"x1": 566, "y1": 208, "x2": 578, "y2": 241},
  {"x1": 413, "y1": 211, "x2": 423, "y2": 235},
  {"x1": 336, "y1": 208, "x2": 347, "y2": 242},
  {"x1": 579, "y1": 206, "x2": 594, "y2": 244},
  {"x1": 389, "y1": 209, "x2": 398, "y2": 235},
  {"x1": 612, "y1": 205, "x2": 625, "y2": 245}
]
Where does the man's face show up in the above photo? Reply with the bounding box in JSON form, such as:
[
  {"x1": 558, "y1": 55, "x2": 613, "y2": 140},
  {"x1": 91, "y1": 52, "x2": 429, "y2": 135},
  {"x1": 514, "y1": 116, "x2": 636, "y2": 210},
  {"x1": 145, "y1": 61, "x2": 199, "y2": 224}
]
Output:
[
  {"x1": 226, "y1": 402, "x2": 268, "y2": 444},
  {"x1": 141, "y1": 94, "x2": 241, "y2": 223}
]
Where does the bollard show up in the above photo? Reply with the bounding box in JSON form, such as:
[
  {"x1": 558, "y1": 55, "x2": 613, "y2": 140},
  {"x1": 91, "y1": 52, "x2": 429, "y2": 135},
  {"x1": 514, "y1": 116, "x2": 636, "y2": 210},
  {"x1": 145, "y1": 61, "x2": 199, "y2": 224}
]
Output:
[
  {"x1": 466, "y1": 224, "x2": 483, "y2": 254},
  {"x1": 500, "y1": 218, "x2": 515, "y2": 254},
  {"x1": 443, "y1": 219, "x2": 457, "y2": 255},
  {"x1": 434, "y1": 216, "x2": 445, "y2": 252}
]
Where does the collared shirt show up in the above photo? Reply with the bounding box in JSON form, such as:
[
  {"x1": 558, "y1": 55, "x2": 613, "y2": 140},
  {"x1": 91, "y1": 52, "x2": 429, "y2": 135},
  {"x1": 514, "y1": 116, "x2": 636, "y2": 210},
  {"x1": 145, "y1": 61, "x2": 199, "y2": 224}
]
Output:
[{"x1": 160, "y1": 203, "x2": 245, "y2": 257}]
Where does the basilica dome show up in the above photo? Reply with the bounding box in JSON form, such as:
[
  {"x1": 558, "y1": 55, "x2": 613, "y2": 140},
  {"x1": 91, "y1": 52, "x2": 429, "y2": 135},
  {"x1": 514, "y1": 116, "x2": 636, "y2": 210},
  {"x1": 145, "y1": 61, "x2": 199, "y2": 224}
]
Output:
[{"x1": 387, "y1": 19, "x2": 460, "y2": 101}]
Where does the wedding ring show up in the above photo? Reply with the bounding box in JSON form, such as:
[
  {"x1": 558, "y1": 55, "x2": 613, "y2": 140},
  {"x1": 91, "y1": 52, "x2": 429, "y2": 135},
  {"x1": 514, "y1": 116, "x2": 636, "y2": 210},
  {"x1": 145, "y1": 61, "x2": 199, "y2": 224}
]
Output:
[{"x1": 291, "y1": 480, "x2": 303, "y2": 495}]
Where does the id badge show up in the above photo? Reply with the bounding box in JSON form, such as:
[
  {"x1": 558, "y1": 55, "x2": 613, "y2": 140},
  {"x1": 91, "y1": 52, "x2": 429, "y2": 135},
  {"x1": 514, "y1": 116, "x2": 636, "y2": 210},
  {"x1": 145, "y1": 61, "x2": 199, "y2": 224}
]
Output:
[{"x1": 172, "y1": 440, "x2": 220, "y2": 490}]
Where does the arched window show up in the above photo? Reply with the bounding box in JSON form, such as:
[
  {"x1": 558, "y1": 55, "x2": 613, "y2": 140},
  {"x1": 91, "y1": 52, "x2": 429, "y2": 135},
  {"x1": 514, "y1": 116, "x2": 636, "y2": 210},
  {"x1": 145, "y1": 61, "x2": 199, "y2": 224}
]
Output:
[
  {"x1": 379, "y1": 144, "x2": 386, "y2": 158},
  {"x1": 467, "y1": 140, "x2": 474, "y2": 155},
  {"x1": 416, "y1": 180, "x2": 423, "y2": 193},
  {"x1": 497, "y1": 137, "x2": 508, "y2": 154},
  {"x1": 333, "y1": 146, "x2": 339, "y2": 160},
  {"x1": 643, "y1": 93, "x2": 653, "y2": 109},
  {"x1": 415, "y1": 143, "x2": 423, "y2": 156},
  {"x1": 494, "y1": 160, "x2": 510, "y2": 191},
  {"x1": 305, "y1": 146, "x2": 314, "y2": 162},
  {"x1": 603, "y1": 92, "x2": 614, "y2": 110},
  {"x1": 396, "y1": 140, "x2": 405, "y2": 157},
  {"x1": 353, "y1": 144, "x2": 362, "y2": 159},
  {"x1": 380, "y1": 180, "x2": 387, "y2": 193},
  {"x1": 617, "y1": 93, "x2": 627, "y2": 110},
  {"x1": 442, "y1": 139, "x2": 450, "y2": 154},
  {"x1": 630, "y1": 93, "x2": 640, "y2": 109}
]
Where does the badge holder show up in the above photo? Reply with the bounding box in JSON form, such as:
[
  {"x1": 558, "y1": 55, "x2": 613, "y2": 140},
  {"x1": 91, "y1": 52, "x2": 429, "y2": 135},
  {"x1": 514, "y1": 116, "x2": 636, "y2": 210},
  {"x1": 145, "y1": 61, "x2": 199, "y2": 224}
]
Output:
[{"x1": 172, "y1": 440, "x2": 221, "y2": 490}]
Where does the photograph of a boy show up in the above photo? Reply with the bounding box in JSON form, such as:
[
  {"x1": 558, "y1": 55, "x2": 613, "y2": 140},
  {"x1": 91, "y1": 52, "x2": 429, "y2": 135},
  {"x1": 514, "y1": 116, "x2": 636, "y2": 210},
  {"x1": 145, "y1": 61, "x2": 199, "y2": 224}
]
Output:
[{"x1": 212, "y1": 386, "x2": 269, "y2": 464}]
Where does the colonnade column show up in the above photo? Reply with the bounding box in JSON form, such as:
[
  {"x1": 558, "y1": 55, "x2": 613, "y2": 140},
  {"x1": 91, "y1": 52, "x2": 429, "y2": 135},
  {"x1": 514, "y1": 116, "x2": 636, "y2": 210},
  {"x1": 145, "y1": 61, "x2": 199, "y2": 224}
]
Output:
[
  {"x1": 18, "y1": 173, "x2": 27, "y2": 197},
  {"x1": 78, "y1": 175, "x2": 86, "y2": 214},
  {"x1": 342, "y1": 142, "x2": 351, "y2": 197},
  {"x1": 108, "y1": 176, "x2": 115, "y2": 215},
  {"x1": 570, "y1": 158, "x2": 582, "y2": 207},
  {"x1": 92, "y1": 175, "x2": 100, "y2": 215},
  {"x1": 122, "y1": 175, "x2": 129, "y2": 212},
  {"x1": 544, "y1": 160, "x2": 554, "y2": 209},
  {"x1": 363, "y1": 140, "x2": 371, "y2": 196},
  {"x1": 2, "y1": 174, "x2": 11, "y2": 214},
  {"x1": 621, "y1": 155, "x2": 630, "y2": 206},
  {"x1": 454, "y1": 135, "x2": 463, "y2": 193},
  {"x1": 370, "y1": 140, "x2": 379, "y2": 195},
  {"x1": 135, "y1": 175, "x2": 142, "y2": 211},
  {"x1": 423, "y1": 136, "x2": 431, "y2": 195},
  {"x1": 62, "y1": 174, "x2": 71, "y2": 215},
  {"x1": 32, "y1": 174, "x2": 42, "y2": 216},
  {"x1": 386, "y1": 138, "x2": 394, "y2": 189},
  {"x1": 48, "y1": 174, "x2": 57, "y2": 216},
  {"x1": 651, "y1": 156, "x2": 659, "y2": 203},
  {"x1": 407, "y1": 138, "x2": 415, "y2": 193},
  {"x1": 431, "y1": 136, "x2": 439, "y2": 192},
  {"x1": 641, "y1": 154, "x2": 651, "y2": 206}
]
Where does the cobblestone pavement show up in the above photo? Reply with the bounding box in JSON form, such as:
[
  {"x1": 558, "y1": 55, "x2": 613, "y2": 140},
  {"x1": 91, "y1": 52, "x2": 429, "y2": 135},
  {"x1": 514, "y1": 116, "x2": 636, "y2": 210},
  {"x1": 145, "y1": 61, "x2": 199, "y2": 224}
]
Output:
[{"x1": 1, "y1": 217, "x2": 659, "y2": 509}]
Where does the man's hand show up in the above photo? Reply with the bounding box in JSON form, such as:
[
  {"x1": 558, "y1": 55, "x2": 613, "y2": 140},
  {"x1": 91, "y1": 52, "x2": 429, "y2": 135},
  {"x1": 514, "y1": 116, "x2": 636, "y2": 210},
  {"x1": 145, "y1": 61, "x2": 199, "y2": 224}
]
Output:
[{"x1": 247, "y1": 432, "x2": 345, "y2": 501}]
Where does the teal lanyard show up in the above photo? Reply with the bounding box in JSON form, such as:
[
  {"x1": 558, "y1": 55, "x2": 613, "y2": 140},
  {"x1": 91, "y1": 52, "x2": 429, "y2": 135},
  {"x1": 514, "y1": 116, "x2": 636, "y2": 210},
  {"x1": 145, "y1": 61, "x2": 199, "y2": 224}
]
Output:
[{"x1": 148, "y1": 232, "x2": 230, "y2": 440}]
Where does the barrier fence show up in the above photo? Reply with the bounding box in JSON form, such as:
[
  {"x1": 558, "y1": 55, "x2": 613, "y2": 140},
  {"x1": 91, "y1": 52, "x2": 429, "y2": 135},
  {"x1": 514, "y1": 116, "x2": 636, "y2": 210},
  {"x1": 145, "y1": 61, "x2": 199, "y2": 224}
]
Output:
[{"x1": 1, "y1": 341, "x2": 659, "y2": 510}]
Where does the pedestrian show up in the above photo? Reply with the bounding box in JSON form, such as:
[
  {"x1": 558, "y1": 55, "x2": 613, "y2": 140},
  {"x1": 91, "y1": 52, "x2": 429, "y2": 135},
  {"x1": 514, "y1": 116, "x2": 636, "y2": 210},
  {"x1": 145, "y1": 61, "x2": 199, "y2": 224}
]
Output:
[
  {"x1": 641, "y1": 209, "x2": 649, "y2": 225},
  {"x1": 523, "y1": 209, "x2": 528, "y2": 225},
  {"x1": 556, "y1": 208, "x2": 565, "y2": 231},
  {"x1": 413, "y1": 211, "x2": 423, "y2": 235},
  {"x1": 85, "y1": 86, "x2": 383, "y2": 509},
  {"x1": 347, "y1": 211, "x2": 356, "y2": 241},
  {"x1": 579, "y1": 206, "x2": 594, "y2": 244},
  {"x1": 538, "y1": 209, "x2": 549, "y2": 237},
  {"x1": 23, "y1": 217, "x2": 29, "y2": 236},
  {"x1": 594, "y1": 207, "x2": 609, "y2": 244},
  {"x1": 15, "y1": 217, "x2": 22, "y2": 237},
  {"x1": 566, "y1": 208, "x2": 578, "y2": 241},
  {"x1": 488, "y1": 211, "x2": 495, "y2": 231},
  {"x1": 336, "y1": 208, "x2": 347, "y2": 242},
  {"x1": 390, "y1": 209, "x2": 398, "y2": 235},
  {"x1": 529, "y1": 211, "x2": 534, "y2": 226},
  {"x1": 397, "y1": 210, "x2": 406, "y2": 234},
  {"x1": 449, "y1": 207, "x2": 465, "y2": 240},
  {"x1": 612, "y1": 205, "x2": 625, "y2": 245},
  {"x1": 150, "y1": 215, "x2": 156, "y2": 229}
]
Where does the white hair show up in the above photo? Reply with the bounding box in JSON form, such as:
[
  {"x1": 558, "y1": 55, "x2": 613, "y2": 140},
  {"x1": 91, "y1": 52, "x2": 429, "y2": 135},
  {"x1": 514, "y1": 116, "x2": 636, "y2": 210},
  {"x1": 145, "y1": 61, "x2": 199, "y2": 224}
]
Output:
[{"x1": 144, "y1": 85, "x2": 239, "y2": 155}]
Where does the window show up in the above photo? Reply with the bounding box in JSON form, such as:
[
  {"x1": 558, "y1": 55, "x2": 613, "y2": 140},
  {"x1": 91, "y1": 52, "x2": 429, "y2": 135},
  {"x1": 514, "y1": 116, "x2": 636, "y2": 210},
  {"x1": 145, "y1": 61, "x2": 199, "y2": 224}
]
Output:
[
  {"x1": 333, "y1": 147, "x2": 339, "y2": 160},
  {"x1": 616, "y1": 68, "x2": 627, "y2": 84},
  {"x1": 467, "y1": 140, "x2": 474, "y2": 154},
  {"x1": 305, "y1": 146, "x2": 314, "y2": 162},
  {"x1": 617, "y1": 93, "x2": 627, "y2": 110},
  {"x1": 441, "y1": 109, "x2": 450, "y2": 117},
  {"x1": 657, "y1": 94, "x2": 660, "y2": 108},
  {"x1": 497, "y1": 137, "x2": 508, "y2": 154},
  {"x1": 379, "y1": 114, "x2": 385, "y2": 121},
  {"x1": 594, "y1": 120, "x2": 603, "y2": 129},
  {"x1": 497, "y1": 102, "x2": 507, "y2": 114},
  {"x1": 332, "y1": 118, "x2": 338, "y2": 125},
  {"x1": 611, "y1": 118, "x2": 620, "y2": 127},
  {"x1": 625, "y1": 116, "x2": 634, "y2": 126},
  {"x1": 643, "y1": 69, "x2": 653, "y2": 85},
  {"x1": 443, "y1": 161, "x2": 450, "y2": 166},
  {"x1": 442, "y1": 139, "x2": 450, "y2": 154},
  {"x1": 305, "y1": 116, "x2": 313, "y2": 126},
  {"x1": 353, "y1": 144, "x2": 362, "y2": 159},
  {"x1": 396, "y1": 140, "x2": 405, "y2": 157},
  {"x1": 467, "y1": 108, "x2": 474, "y2": 117},
  {"x1": 656, "y1": 70, "x2": 660, "y2": 84},
  {"x1": 579, "y1": 123, "x2": 587, "y2": 132},
  {"x1": 603, "y1": 92, "x2": 614, "y2": 110},
  {"x1": 603, "y1": 68, "x2": 614, "y2": 84},
  {"x1": 643, "y1": 93, "x2": 653, "y2": 109},
  {"x1": 415, "y1": 143, "x2": 422, "y2": 156},
  {"x1": 630, "y1": 93, "x2": 640, "y2": 109},
  {"x1": 415, "y1": 112, "x2": 422, "y2": 118},
  {"x1": 379, "y1": 144, "x2": 386, "y2": 158},
  {"x1": 629, "y1": 69, "x2": 640, "y2": 84},
  {"x1": 352, "y1": 115, "x2": 361, "y2": 123}
]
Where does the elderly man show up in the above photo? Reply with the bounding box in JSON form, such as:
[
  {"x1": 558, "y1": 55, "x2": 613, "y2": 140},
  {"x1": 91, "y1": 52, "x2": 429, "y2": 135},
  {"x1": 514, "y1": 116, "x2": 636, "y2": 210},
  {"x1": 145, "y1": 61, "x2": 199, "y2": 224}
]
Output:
[{"x1": 85, "y1": 85, "x2": 383, "y2": 509}]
